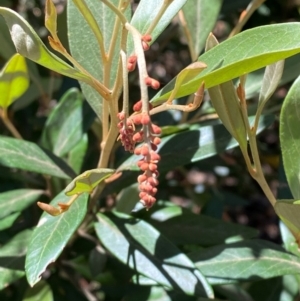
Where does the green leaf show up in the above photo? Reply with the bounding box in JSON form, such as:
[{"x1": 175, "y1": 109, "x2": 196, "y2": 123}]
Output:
[
  {"x1": 0, "y1": 53, "x2": 29, "y2": 108},
  {"x1": 23, "y1": 280, "x2": 53, "y2": 301},
  {"x1": 128, "y1": 0, "x2": 187, "y2": 53},
  {"x1": 67, "y1": 134, "x2": 88, "y2": 174},
  {"x1": 0, "y1": 136, "x2": 75, "y2": 179},
  {"x1": 0, "y1": 229, "x2": 33, "y2": 290},
  {"x1": 41, "y1": 88, "x2": 95, "y2": 157},
  {"x1": 189, "y1": 239, "x2": 300, "y2": 285},
  {"x1": 0, "y1": 189, "x2": 44, "y2": 219},
  {"x1": 180, "y1": 0, "x2": 222, "y2": 60},
  {"x1": 245, "y1": 54, "x2": 300, "y2": 99},
  {"x1": 248, "y1": 275, "x2": 299, "y2": 301},
  {"x1": 95, "y1": 211, "x2": 214, "y2": 298},
  {"x1": 118, "y1": 114, "x2": 274, "y2": 171},
  {"x1": 150, "y1": 206, "x2": 258, "y2": 246},
  {"x1": 64, "y1": 168, "x2": 114, "y2": 196},
  {"x1": 215, "y1": 284, "x2": 254, "y2": 301},
  {"x1": 0, "y1": 7, "x2": 93, "y2": 84},
  {"x1": 25, "y1": 191, "x2": 89, "y2": 286},
  {"x1": 274, "y1": 200, "x2": 300, "y2": 241},
  {"x1": 152, "y1": 23, "x2": 300, "y2": 103},
  {"x1": 67, "y1": 0, "x2": 130, "y2": 119},
  {"x1": 0, "y1": 212, "x2": 20, "y2": 231},
  {"x1": 116, "y1": 183, "x2": 140, "y2": 214},
  {"x1": 280, "y1": 75, "x2": 300, "y2": 199}
]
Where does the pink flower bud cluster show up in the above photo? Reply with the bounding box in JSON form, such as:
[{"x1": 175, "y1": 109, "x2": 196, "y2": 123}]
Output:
[{"x1": 117, "y1": 98, "x2": 162, "y2": 209}]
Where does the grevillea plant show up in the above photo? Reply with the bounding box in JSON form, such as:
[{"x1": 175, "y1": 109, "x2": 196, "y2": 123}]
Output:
[{"x1": 1, "y1": 0, "x2": 300, "y2": 300}]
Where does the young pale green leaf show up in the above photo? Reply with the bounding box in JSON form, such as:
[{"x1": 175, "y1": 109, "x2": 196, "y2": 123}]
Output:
[
  {"x1": 245, "y1": 54, "x2": 300, "y2": 100},
  {"x1": 0, "y1": 53, "x2": 29, "y2": 108},
  {"x1": 64, "y1": 168, "x2": 115, "y2": 196},
  {"x1": 150, "y1": 206, "x2": 258, "y2": 246},
  {"x1": 118, "y1": 114, "x2": 274, "y2": 171},
  {"x1": 280, "y1": 75, "x2": 300, "y2": 199},
  {"x1": 166, "y1": 62, "x2": 206, "y2": 103},
  {"x1": 40, "y1": 88, "x2": 95, "y2": 157},
  {"x1": 128, "y1": 0, "x2": 187, "y2": 53},
  {"x1": 0, "y1": 136, "x2": 75, "y2": 179},
  {"x1": 0, "y1": 229, "x2": 32, "y2": 290},
  {"x1": 275, "y1": 200, "x2": 300, "y2": 242},
  {"x1": 23, "y1": 280, "x2": 54, "y2": 301},
  {"x1": 25, "y1": 191, "x2": 89, "y2": 286},
  {"x1": 180, "y1": 0, "x2": 222, "y2": 60},
  {"x1": 67, "y1": 0, "x2": 130, "y2": 120},
  {"x1": 189, "y1": 239, "x2": 300, "y2": 285},
  {"x1": 45, "y1": 0, "x2": 58, "y2": 40},
  {"x1": 257, "y1": 60, "x2": 285, "y2": 115},
  {"x1": 0, "y1": 7, "x2": 93, "y2": 84},
  {"x1": 152, "y1": 23, "x2": 300, "y2": 103},
  {"x1": 208, "y1": 80, "x2": 247, "y2": 150},
  {"x1": 95, "y1": 211, "x2": 214, "y2": 298},
  {"x1": 0, "y1": 189, "x2": 44, "y2": 219}
]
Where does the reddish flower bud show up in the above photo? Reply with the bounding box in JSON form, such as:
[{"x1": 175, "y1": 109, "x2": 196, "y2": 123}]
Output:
[
  {"x1": 142, "y1": 34, "x2": 152, "y2": 42},
  {"x1": 138, "y1": 174, "x2": 147, "y2": 183},
  {"x1": 128, "y1": 55, "x2": 137, "y2": 63},
  {"x1": 133, "y1": 100, "x2": 142, "y2": 112},
  {"x1": 132, "y1": 114, "x2": 142, "y2": 125},
  {"x1": 148, "y1": 163, "x2": 157, "y2": 172},
  {"x1": 142, "y1": 41, "x2": 150, "y2": 51},
  {"x1": 141, "y1": 113, "x2": 151, "y2": 125},
  {"x1": 151, "y1": 124, "x2": 162, "y2": 135},
  {"x1": 140, "y1": 145, "x2": 149, "y2": 156},
  {"x1": 127, "y1": 62, "x2": 136, "y2": 72},
  {"x1": 153, "y1": 137, "x2": 161, "y2": 145},
  {"x1": 140, "y1": 162, "x2": 149, "y2": 171},
  {"x1": 133, "y1": 132, "x2": 143, "y2": 142}
]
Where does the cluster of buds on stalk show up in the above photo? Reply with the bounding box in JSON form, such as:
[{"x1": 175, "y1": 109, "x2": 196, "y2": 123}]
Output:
[
  {"x1": 117, "y1": 97, "x2": 162, "y2": 209},
  {"x1": 117, "y1": 28, "x2": 163, "y2": 209}
]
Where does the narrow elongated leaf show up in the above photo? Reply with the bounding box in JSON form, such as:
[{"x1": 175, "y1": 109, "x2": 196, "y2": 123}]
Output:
[
  {"x1": 259, "y1": 61, "x2": 284, "y2": 104},
  {"x1": 245, "y1": 54, "x2": 300, "y2": 99},
  {"x1": 189, "y1": 239, "x2": 300, "y2": 285},
  {"x1": 0, "y1": 53, "x2": 29, "y2": 108},
  {"x1": 41, "y1": 88, "x2": 95, "y2": 157},
  {"x1": 166, "y1": 62, "x2": 206, "y2": 103},
  {"x1": 257, "y1": 60, "x2": 285, "y2": 118},
  {"x1": 64, "y1": 168, "x2": 115, "y2": 196},
  {"x1": 25, "y1": 191, "x2": 89, "y2": 286},
  {"x1": 68, "y1": 1, "x2": 131, "y2": 119},
  {"x1": 118, "y1": 114, "x2": 274, "y2": 171},
  {"x1": 280, "y1": 75, "x2": 300, "y2": 199},
  {"x1": 150, "y1": 207, "x2": 258, "y2": 246},
  {"x1": 181, "y1": 0, "x2": 222, "y2": 60},
  {"x1": 23, "y1": 280, "x2": 53, "y2": 301},
  {"x1": 0, "y1": 213, "x2": 20, "y2": 231},
  {"x1": 0, "y1": 136, "x2": 75, "y2": 179},
  {"x1": 0, "y1": 7, "x2": 93, "y2": 83},
  {"x1": 0, "y1": 229, "x2": 32, "y2": 289},
  {"x1": 67, "y1": 134, "x2": 88, "y2": 174},
  {"x1": 152, "y1": 23, "x2": 300, "y2": 102},
  {"x1": 95, "y1": 211, "x2": 214, "y2": 298},
  {"x1": 128, "y1": 0, "x2": 187, "y2": 52},
  {"x1": 0, "y1": 189, "x2": 44, "y2": 219},
  {"x1": 275, "y1": 200, "x2": 300, "y2": 243}
]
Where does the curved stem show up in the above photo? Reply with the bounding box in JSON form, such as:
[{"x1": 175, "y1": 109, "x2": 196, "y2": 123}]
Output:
[{"x1": 0, "y1": 108, "x2": 23, "y2": 139}]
